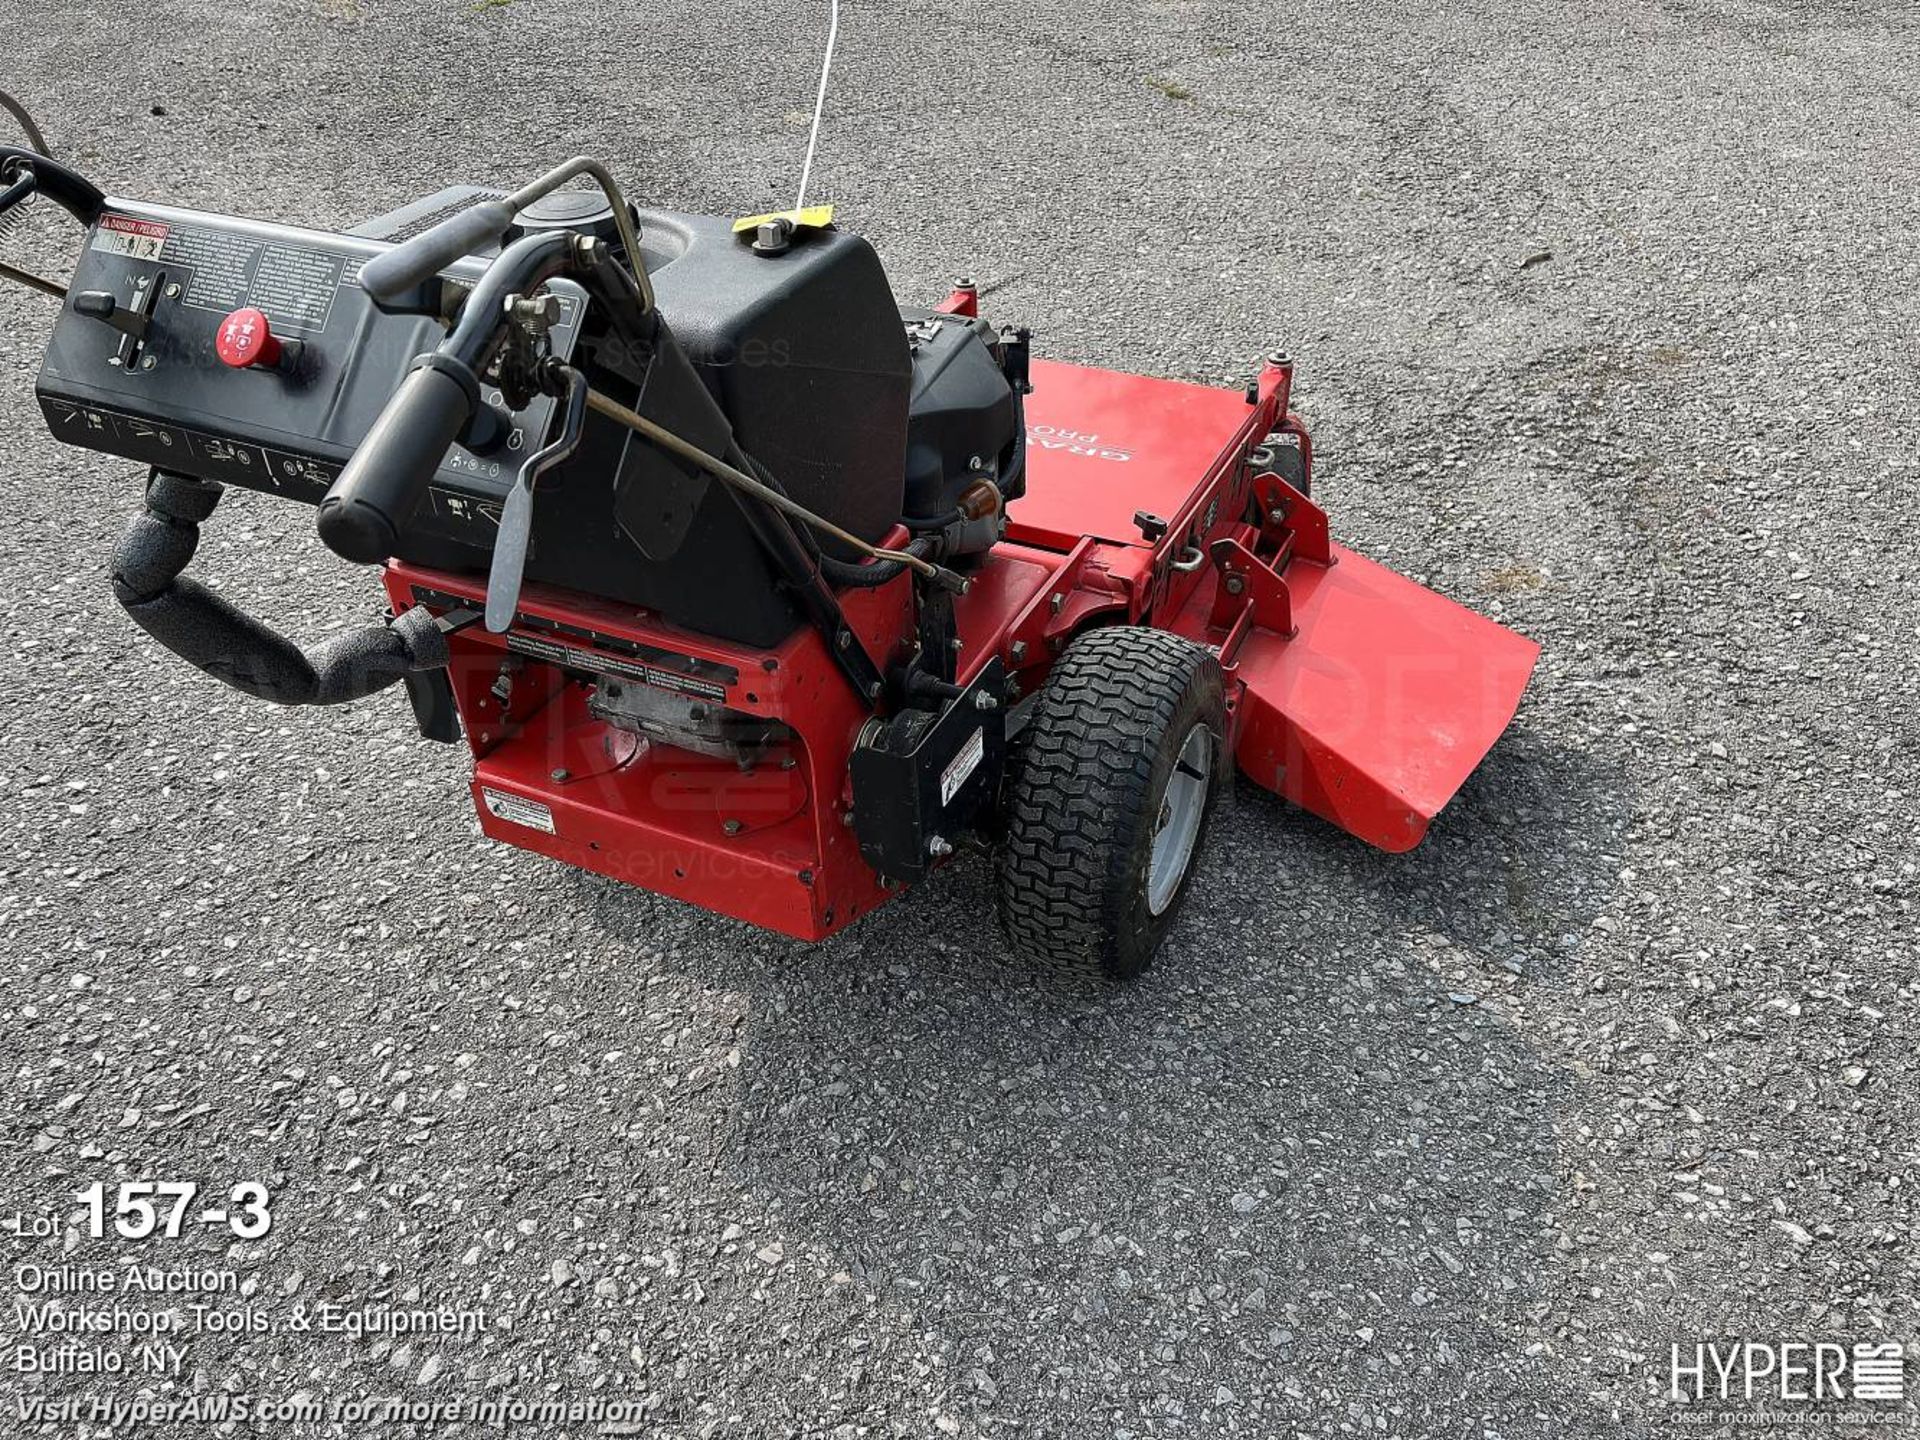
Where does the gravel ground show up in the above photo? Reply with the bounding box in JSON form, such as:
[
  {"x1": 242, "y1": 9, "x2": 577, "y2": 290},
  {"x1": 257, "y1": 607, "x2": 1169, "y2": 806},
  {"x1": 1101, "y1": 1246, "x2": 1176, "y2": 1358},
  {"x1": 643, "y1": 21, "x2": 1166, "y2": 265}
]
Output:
[{"x1": 2, "y1": 1, "x2": 1917, "y2": 1437}]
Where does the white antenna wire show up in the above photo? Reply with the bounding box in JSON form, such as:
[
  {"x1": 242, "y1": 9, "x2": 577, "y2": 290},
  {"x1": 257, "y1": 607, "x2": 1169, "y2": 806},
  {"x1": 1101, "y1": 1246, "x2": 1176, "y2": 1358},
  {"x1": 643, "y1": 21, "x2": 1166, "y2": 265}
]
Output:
[{"x1": 793, "y1": 0, "x2": 840, "y2": 213}]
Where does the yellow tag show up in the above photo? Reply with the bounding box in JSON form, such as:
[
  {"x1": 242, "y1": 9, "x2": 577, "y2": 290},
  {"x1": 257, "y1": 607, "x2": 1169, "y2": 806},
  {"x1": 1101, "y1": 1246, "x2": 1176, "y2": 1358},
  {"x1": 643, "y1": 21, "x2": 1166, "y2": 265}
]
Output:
[{"x1": 731, "y1": 204, "x2": 837, "y2": 236}]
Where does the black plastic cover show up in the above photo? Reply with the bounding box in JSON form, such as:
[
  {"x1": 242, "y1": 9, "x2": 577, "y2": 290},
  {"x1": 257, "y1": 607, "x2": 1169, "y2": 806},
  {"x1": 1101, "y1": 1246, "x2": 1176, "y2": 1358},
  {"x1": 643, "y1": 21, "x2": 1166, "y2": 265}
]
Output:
[
  {"x1": 38, "y1": 195, "x2": 913, "y2": 653},
  {"x1": 901, "y1": 313, "x2": 1023, "y2": 521}
]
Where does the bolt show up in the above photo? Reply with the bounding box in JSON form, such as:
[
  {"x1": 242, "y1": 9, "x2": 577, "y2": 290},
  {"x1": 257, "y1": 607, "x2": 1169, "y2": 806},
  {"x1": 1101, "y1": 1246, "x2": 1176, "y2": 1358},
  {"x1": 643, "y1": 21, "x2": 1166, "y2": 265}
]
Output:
[
  {"x1": 722, "y1": 819, "x2": 743, "y2": 836},
  {"x1": 926, "y1": 835, "x2": 955, "y2": 859},
  {"x1": 1268, "y1": 508, "x2": 1287, "y2": 525},
  {"x1": 1268, "y1": 350, "x2": 1291, "y2": 367},
  {"x1": 1009, "y1": 641, "x2": 1028, "y2": 663},
  {"x1": 1224, "y1": 575, "x2": 1245, "y2": 596},
  {"x1": 973, "y1": 690, "x2": 998, "y2": 711},
  {"x1": 164, "y1": 283, "x2": 181, "y2": 299},
  {"x1": 550, "y1": 768, "x2": 571, "y2": 782},
  {"x1": 507, "y1": 292, "x2": 562, "y2": 330},
  {"x1": 836, "y1": 630, "x2": 851, "y2": 650},
  {"x1": 754, "y1": 218, "x2": 792, "y2": 255},
  {"x1": 141, "y1": 356, "x2": 156, "y2": 370},
  {"x1": 1049, "y1": 593, "x2": 1065, "y2": 615}
]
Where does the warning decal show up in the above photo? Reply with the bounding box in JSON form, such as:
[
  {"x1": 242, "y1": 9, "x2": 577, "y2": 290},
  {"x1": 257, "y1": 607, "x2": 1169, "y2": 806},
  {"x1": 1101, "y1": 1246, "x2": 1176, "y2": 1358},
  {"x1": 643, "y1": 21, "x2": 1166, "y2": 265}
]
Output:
[
  {"x1": 940, "y1": 728, "x2": 986, "y2": 807},
  {"x1": 165, "y1": 225, "x2": 348, "y2": 334},
  {"x1": 92, "y1": 214, "x2": 169, "y2": 261}
]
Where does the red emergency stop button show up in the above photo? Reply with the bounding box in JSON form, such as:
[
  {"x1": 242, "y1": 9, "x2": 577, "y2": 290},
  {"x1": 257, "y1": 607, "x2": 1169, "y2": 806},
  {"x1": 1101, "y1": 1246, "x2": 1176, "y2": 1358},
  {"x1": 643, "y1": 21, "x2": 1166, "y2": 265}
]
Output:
[{"x1": 216, "y1": 307, "x2": 285, "y2": 370}]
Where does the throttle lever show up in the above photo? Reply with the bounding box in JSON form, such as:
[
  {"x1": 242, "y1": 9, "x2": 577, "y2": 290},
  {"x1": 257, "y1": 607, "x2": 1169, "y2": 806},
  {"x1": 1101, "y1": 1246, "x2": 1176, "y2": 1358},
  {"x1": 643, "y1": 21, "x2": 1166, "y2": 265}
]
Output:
[{"x1": 485, "y1": 365, "x2": 588, "y2": 633}]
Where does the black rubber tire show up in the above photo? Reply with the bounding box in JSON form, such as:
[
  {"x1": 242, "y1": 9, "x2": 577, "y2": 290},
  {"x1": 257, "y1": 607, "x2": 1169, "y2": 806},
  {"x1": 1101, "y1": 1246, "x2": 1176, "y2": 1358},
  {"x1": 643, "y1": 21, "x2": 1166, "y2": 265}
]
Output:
[
  {"x1": 997, "y1": 626, "x2": 1227, "y2": 980},
  {"x1": 1266, "y1": 437, "x2": 1310, "y2": 499}
]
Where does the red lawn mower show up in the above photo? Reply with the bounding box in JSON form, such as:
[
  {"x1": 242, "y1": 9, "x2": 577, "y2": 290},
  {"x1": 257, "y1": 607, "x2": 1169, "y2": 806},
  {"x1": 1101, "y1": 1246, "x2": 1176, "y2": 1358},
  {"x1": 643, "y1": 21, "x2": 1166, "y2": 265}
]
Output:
[{"x1": 2, "y1": 141, "x2": 1537, "y2": 979}]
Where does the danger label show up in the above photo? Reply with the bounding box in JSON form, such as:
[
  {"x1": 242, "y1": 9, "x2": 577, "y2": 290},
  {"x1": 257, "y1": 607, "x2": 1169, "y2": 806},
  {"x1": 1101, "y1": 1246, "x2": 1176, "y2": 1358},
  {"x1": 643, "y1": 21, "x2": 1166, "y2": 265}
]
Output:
[
  {"x1": 480, "y1": 788, "x2": 556, "y2": 835},
  {"x1": 92, "y1": 214, "x2": 169, "y2": 261}
]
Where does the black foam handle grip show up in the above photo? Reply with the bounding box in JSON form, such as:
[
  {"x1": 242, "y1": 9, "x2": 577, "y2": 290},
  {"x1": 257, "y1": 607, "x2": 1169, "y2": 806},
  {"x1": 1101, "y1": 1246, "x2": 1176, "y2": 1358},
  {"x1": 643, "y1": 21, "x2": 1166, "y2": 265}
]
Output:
[
  {"x1": 358, "y1": 200, "x2": 516, "y2": 303},
  {"x1": 317, "y1": 365, "x2": 473, "y2": 564}
]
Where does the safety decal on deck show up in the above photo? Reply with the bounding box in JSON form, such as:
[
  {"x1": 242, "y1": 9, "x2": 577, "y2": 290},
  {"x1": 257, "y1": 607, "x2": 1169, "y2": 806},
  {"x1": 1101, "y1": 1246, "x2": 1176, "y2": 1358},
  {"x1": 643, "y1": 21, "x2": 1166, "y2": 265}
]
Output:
[
  {"x1": 940, "y1": 728, "x2": 986, "y2": 807},
  {"x1": 480, "y1": 788, "x2": 556, "y2": 835},
  {"x1": 92, "y1": 214, "x2": 169, "y2": 261}
]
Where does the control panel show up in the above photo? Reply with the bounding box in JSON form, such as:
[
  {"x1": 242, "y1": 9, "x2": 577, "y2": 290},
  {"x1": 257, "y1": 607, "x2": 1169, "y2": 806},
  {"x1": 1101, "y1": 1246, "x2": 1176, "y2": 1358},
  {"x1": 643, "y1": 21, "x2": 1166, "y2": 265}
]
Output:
[{"x1": 34, "y1": 199, "x2": 584, "y2": 549}]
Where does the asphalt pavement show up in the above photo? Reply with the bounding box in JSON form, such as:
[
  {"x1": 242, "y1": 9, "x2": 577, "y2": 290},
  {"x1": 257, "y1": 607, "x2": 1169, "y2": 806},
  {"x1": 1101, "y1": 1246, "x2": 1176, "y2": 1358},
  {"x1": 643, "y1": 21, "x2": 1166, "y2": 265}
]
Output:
[{"x1": 0, "y1": 1, "x2": 1915, "y2": 1436}]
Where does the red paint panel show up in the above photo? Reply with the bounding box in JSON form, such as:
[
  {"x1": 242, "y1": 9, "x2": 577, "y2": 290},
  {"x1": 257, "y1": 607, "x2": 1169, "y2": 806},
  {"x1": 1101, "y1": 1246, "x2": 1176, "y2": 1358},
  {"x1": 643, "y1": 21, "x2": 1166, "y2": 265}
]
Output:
[
  {"x1": 1010, "y1": 360, "x2": 1257, "y2": 552},
  {"x1": 381, "y1": 560, "x2": 904, "y2": 942}
]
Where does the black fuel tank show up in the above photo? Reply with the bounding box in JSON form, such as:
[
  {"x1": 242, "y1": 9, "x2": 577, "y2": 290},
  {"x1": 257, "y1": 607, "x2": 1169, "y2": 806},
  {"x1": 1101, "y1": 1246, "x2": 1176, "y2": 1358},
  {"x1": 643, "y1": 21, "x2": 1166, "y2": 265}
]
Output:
[{"x1": 636, "y1": 210, "x2": 910, "y2": 554}]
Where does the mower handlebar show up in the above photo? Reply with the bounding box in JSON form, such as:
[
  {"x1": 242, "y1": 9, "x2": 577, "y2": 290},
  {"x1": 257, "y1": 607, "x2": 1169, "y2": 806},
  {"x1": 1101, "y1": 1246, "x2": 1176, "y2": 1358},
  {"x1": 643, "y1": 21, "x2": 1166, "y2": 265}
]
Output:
[
  {"x1": 358, "y1": 199, "x2": 516, "y2": 305},
  {"x1": 319, "y1": 230, "x2": 581, "y2": 567},
  {"x1": 316, "y1": 361, "x2": 475, "y2": 564}
]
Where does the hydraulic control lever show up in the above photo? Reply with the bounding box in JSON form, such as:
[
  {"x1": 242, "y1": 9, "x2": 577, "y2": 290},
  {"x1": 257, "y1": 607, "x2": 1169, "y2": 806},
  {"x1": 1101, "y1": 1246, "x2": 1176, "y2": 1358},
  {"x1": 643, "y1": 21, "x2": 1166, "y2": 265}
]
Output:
[{"x1": 485, "y1": 362, "x2": 587, "y2": 633}]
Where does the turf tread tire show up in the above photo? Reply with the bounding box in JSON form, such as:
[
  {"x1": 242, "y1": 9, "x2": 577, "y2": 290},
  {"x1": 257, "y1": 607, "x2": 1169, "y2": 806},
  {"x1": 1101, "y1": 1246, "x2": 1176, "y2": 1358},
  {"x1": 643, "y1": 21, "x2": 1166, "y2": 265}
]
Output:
[{"x1": 997, "y1": 627, "x2": 1225, "y2": 980}]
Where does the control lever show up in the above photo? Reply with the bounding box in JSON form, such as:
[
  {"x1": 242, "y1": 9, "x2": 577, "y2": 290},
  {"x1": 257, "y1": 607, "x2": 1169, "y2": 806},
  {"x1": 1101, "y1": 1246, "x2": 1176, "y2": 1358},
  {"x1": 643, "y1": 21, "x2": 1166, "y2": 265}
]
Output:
[
  {"x1": 73, "y1": 289, "x2": 150, "y2": 342},
  {"x1": 485, "y1": 364, "x2": 587, "y2": 633}
]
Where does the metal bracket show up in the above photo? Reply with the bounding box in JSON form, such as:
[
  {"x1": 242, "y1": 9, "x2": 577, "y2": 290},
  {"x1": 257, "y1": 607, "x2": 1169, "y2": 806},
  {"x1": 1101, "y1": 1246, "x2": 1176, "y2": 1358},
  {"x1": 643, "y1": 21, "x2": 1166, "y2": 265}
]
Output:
[{"x1": 1207, "y1": 537, "x2": 1295, "y2": 665}]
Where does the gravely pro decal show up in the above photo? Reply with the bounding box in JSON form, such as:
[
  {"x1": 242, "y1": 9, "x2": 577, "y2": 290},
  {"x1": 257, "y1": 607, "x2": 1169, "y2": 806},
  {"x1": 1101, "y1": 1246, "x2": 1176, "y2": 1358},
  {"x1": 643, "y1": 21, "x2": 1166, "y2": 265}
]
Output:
[{"x1": 1027, "y1": 424, "x2": 1132, "y2": 463}]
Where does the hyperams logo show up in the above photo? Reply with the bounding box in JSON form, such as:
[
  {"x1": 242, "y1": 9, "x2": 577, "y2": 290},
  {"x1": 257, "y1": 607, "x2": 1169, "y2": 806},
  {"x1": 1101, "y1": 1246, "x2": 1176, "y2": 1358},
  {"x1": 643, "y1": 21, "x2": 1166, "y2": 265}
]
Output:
[{"x1": 1670, "y1": 1341, "x2": 1905, "y2": 1405}]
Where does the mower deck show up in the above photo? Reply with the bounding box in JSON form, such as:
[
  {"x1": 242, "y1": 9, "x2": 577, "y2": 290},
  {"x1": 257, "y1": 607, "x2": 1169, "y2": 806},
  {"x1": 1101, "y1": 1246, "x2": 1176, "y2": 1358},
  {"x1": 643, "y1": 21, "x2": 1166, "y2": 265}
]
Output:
[{"x1": 1017, "y1": 358, "x2": 1539, "y2": 854}]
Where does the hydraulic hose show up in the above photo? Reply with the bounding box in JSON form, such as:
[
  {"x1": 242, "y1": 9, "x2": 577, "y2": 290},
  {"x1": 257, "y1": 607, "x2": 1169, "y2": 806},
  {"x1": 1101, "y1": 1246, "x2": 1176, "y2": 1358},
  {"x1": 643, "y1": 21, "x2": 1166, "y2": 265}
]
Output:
[
  {"x1": 736, "y1": 449, "x2": 932, "y2": 588},
  {"x1": 115, "y1": 473, "x2": 449, "y2": 706}
]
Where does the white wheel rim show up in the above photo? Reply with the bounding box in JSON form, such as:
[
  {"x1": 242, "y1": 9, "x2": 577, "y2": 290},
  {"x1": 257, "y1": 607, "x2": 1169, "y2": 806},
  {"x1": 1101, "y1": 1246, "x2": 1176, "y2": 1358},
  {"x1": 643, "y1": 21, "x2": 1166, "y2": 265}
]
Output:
[{"x1": 1147, "y1": 724, "x2": 1212, "y2": 916}]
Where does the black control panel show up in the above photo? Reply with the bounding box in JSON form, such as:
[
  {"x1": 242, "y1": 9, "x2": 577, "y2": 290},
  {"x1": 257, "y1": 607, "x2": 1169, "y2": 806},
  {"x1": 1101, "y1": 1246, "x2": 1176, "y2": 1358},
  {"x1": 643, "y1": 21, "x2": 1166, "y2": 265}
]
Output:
[{"x1": 34, "y1": 198, "x2": 584, "y2": 548}]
